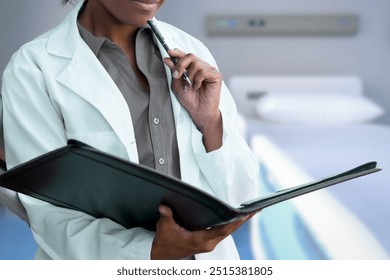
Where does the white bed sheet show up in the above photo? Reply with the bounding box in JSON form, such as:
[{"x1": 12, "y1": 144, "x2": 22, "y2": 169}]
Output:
[{"x1": 247, "y1": 121, "x2": 390, "y2": 259}]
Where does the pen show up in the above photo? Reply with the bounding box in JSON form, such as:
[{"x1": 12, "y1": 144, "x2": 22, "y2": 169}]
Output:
[{"x1": 147, "y1": 19, "x2": 192, "y2": 86}]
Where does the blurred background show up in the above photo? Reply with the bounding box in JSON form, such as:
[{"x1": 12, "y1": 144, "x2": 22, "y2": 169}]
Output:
[{"x1": 1, "y1": 0, "x2": 389, "y2": 259}]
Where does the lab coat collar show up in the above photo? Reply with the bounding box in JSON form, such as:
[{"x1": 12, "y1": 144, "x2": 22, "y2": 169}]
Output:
[
  {"x1": 46, "y1": 0, "x2": 84, "y2": 58},
  {"x1": 48, "y1": 1, "x2": 138, "y2": 160},
  {"x1": 46, "y1": 2, "x2": 180, "y2": 62}
]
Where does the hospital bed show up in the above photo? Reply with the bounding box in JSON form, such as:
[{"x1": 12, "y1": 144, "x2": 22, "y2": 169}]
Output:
[{"x1": 230, "y1": 76, "x2": 390, "y2": 260}]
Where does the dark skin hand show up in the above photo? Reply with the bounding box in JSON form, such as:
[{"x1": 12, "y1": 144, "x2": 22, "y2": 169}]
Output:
[
  {"x1": 163, "y1": 48, "x2": 223, "y2": 152},
  {"x1": 151, "y1": 205, "x2": 255, "y2": 260}
]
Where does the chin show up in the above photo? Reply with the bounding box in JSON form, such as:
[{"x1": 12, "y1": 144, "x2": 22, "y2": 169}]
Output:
[
  {"x1": 98, "y1": 0, "x2": 163, "y2": 27},
  {"x1": 121, "y1": 16, "x2": 152, "y2": 27},
  {"x1": 122, "y1": 4, "x2": 160, "y2": 25}
]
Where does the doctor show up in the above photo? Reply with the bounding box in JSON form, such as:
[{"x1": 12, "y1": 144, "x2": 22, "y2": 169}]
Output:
[{"x1": 1, "y1": 0, "x2": 259, "y2": 259}]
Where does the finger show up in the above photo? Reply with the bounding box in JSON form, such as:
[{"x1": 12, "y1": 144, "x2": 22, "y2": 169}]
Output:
[
  {"x1": 163, "y1": 57, "x2": 175, "y2": 70},
  {"x1": 158, "y1": 204, "x2": 173, "y2": 218},
  {"x1": 163, "y1": 56, "x2": 191, "y2": 82},
  {"x1": 162, "y1": 58, "x2": 185, "y2": 83},
  {"x1": 192, "y1": 68, "x2": 210, "y2": 90},
  {"x1": 205, "y1": 214, "x2": 254, "y2": 241},
  {"x1": 192, "y1": 68, "x2": 222, "y2": 90},
  {"x1": 167, "y1": 48, "x2": 186, "y2": 58},
  {"x1": 167, "y1": 52, "x2": 197, "y2": 80}
]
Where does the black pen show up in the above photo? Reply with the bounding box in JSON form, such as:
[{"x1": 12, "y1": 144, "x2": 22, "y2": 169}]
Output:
[{"x1": 147, "y1": 19, "x2": 192, "y2": 86}]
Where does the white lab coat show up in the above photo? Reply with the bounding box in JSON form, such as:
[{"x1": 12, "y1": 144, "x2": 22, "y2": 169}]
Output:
[{"x1": 1, "y1": 1, "x2": 259, "y2": 260}]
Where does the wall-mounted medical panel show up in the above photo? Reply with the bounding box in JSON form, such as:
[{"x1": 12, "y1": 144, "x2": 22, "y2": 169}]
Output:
[{"x1": 207, "y1": 14, "x2": 359, "y2": 36}]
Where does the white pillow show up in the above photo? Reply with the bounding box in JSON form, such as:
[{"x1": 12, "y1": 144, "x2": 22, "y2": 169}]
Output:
[{"x1": 255, "y1": 92, "x2": 384, "y2": 124}]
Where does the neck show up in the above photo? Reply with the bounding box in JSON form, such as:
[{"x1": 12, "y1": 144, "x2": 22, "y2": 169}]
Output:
[{"x1": 78, "y1": 1, "x2": 138, "y2": 49}]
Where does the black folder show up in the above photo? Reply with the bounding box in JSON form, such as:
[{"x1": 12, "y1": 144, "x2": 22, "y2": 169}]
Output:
[{"x1": 0, "y1": 140, "x2": 381, "y2": 231}]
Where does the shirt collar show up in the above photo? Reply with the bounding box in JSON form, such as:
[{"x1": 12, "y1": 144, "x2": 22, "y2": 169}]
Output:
[
  {"x1": 77, "y1": 19, "x2": 158, "y2": 56},
  {"x1": 77, "y1": 21, "x2": 107, "y2": 56}
]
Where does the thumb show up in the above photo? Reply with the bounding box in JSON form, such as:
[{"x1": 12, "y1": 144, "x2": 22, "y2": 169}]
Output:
[
  {"x1": 158, "y1": 205, "x2": 173, "y2": 221},
  {"x1": 163, "y1": 57, "x2": 175, "y2": 71}
]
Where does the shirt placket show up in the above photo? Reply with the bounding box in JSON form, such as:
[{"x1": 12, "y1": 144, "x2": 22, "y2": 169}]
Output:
[{"x1": 136, "y1": 29, "x2": 168, "y2": 175}]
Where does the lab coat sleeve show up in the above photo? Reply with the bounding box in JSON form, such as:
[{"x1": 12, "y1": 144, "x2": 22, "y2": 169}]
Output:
[{"x1": 1, "y1": 62, "x2": 154, "y2": 259}]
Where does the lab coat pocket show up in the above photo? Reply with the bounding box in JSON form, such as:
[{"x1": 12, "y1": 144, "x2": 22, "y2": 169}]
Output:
[{"x1": 65, "y1": 130, "x2": 128, "y2": 159}]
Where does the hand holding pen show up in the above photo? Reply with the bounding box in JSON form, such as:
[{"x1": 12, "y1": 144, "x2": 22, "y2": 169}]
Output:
[
  {"x1": 148, "y1": 19, "x2": 224, "y2": 152},
  {"x1": 147, "y1": 19, "x2": 192, "y2": 85}
]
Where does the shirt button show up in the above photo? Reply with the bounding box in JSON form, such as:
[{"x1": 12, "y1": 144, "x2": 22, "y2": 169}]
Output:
[
  {"x1": 158, "y1": 157, "x2": 165, "y2": 165},
  {"x1": 153, "y1": 117, "x2": 160, "y2": 125}
]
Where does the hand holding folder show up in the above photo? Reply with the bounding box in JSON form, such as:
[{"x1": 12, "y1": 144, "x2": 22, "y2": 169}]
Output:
[{"x1": 0, "y1": 140, "x2": 381, "y2": 231}]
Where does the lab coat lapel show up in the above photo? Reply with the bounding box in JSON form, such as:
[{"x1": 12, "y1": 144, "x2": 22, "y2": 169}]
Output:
[
  {"x1": 56, "y1": 46, "x2": 138, "y2": 161},
  {"x1": 47, "y1": 2, "x2": 138, "y2": 161}
]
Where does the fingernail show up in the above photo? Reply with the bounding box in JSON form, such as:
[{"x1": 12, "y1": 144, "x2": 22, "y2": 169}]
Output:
[
  {"x1": 172, "y1": 70, "x2": 179, "y2": 78},
  {"x1": 184, "y1": 85, "x2": 189, "y2": 93}
]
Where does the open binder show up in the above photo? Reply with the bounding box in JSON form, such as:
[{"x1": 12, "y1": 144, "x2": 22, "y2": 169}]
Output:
[{"x1": 0, "y1": 140, "x2": 381, "y2": 231}]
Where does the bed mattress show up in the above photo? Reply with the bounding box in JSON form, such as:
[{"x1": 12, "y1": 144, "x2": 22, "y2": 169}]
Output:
[{"x1": 242, "y1": 121, "x2": 390, "y2": 259}]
